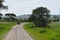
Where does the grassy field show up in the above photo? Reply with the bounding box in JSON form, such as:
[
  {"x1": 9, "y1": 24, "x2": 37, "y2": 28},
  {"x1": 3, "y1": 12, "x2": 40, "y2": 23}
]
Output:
[
  {"x1": 0, "y1": 22, "x2": 16, "y2": 40},
  {"x1": 23, "y1": 22, "x2": 60, "y2": 40}
]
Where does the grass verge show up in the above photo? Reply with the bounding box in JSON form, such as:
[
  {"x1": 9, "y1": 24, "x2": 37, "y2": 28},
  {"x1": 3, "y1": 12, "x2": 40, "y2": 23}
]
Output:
[
  {"x1": 23, "y1": 22, "x2": 60, "y2": 40},
  {"x1": 0, "y1": 22, "x2": 16, "y2": 40}
]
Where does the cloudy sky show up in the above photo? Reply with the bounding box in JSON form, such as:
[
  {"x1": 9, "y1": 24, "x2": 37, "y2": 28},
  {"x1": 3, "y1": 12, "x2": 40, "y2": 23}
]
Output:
[{"x1": 0, "y1": 0, "x2": 60, "y2": 16}]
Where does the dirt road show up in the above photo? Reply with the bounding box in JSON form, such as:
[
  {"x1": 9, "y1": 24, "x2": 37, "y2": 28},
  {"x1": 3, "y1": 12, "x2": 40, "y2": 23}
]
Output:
[{"x1": 4, "y1": 23, "x2": 33, "y2": 40}]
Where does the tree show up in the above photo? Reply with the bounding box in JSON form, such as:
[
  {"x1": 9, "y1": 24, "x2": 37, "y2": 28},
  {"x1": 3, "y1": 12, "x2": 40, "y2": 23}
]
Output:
[
  {"x1": 0, "y1": 0, "x2": 8, "y2": 9},
  {"x1": 0, "y1": 13, "x2": 3, "y2": 21},
  {"x1": 0, "y1": 0, "x2": 8, "y2": 22},
  {"x1": 5, "y1": 13, "x2": 16, "y2": 22},
  {"x1": 53, "y1": 16, "x2": 60, "y2": 22},
  {"x1": 29, "y1": 7, "x2": 50, "y2": 27}
]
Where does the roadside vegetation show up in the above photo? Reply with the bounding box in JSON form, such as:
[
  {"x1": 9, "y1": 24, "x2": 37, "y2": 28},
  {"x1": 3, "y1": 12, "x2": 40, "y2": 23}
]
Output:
[
  {"x1": 23, "y1": 22, "x2": 60, "y2": 40},
  {"x1": 23, "y1": 7, "x2": 60, "y2": 40},
  {"x1": 0, "y1": 22, "x2": 16, "y2": 40}
]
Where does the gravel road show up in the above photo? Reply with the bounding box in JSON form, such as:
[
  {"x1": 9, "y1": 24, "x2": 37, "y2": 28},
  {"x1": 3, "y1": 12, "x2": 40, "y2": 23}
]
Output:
[{"x1": 4, "y1": 23, "x2": 33, "y2": 40}]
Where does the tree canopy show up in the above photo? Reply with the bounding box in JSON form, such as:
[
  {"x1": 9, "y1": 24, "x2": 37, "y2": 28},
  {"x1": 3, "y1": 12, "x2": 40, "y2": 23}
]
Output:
[
  {"x1": 0, "y1": 0, "x2": 8, "y2": 9},
  {"x1": 5, "y1": 13, "x2": 16, "y2": 22},
  {"x1": 29, "y1": 7, "x2": 50, "y2": 27}
]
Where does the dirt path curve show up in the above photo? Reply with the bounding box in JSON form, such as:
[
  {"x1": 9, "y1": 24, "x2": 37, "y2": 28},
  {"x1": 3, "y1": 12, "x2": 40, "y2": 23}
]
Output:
[{"x1": 4, "y1": 23, "x2": 33, "y2": 40}]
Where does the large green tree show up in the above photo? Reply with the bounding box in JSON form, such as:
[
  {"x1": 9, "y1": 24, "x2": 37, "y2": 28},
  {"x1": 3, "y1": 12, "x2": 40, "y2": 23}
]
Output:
[
  {"x1": 29, "y1": 7, "x2": 50, "y2": 27},
  {"x1": 5, "y1": 13, "x2": 16, "y2": 21}
]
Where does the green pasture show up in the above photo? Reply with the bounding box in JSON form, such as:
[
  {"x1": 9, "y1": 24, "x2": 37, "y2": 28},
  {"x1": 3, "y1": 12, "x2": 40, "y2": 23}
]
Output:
[{"x1": 23, "y1": 22, "x2": 60, "y2": 40}]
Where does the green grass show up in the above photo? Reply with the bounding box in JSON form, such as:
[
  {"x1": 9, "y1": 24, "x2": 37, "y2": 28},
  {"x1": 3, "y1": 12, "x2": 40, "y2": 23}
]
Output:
[
  {"x1": 0, "y1": 22, "x2": 16, "y2": 40},
  {"x1": 23, "y1": 22, "x2": 60, "y2": 40}
]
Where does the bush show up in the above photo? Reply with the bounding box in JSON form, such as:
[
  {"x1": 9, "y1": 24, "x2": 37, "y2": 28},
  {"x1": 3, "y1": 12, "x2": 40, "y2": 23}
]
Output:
[{"x1": 40, "y1": 29, "x2": 47, "y2": 33}]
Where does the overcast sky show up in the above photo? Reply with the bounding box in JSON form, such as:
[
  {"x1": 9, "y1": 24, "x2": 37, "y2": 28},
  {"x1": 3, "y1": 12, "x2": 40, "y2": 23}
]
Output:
[{"x1": 0, "y1": 0, "x2": 60, "y2": 16}]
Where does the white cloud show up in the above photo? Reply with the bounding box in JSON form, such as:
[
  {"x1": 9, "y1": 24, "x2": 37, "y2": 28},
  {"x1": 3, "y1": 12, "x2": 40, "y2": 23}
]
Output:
[{"x1": 1, "y1": 0, "x2": 60, "y2": 15}]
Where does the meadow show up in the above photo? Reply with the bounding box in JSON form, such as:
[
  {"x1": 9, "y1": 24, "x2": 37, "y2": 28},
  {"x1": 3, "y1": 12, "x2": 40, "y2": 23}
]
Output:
[
  {"x1": 0, "y1": 22, "x2": 16, "y2": 40},
  {"x1": 23, "y1": 22, "x2": 60, "y2": 40}
]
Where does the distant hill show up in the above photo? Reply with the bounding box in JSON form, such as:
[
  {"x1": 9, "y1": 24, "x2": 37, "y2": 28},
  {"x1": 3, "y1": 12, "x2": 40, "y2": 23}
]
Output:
[
  {"x1": 16, "y1": 14, "x2": 60, "y2": 19},
  {"x1": 16, "y1": 14, "x2": 31, "y2": 19}
]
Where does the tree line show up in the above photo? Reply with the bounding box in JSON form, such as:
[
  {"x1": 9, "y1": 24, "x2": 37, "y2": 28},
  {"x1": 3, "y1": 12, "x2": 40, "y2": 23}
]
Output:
[{"x1": 0, "y1": 13, "x2": 17, "y2": 22}]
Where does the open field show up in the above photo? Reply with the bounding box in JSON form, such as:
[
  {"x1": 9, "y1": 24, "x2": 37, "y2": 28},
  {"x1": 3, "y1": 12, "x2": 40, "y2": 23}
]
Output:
[
  {"x1": 23, "y1": 22, "x2": 60, "y2": 40},
  {"x1": 0, "y1": 22, "x2": 16, "y2": 40}
]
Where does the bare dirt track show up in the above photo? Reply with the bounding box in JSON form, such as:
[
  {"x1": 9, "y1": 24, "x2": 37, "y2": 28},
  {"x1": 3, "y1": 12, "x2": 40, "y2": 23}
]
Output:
[{"x1": 4, "y1": 23, "x2": 33, "y2": 40}]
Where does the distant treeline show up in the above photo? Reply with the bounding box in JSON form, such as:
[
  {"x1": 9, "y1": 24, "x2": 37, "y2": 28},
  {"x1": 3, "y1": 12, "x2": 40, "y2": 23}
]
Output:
[
  {"x1": 0, "y1": 13, "x2": 17, "y2": 22},
  {"x1": 0, "y1": 13, "x2": 30, "y2": 22}
]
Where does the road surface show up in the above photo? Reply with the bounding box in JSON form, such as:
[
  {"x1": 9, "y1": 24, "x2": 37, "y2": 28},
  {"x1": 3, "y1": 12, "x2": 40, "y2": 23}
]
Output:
[{"x1": 4, "y1": 23, "x2": 33, "y2": 40}]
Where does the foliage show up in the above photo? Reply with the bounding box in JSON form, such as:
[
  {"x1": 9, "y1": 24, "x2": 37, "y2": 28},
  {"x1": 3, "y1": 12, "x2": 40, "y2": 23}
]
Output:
[
  {"x1": 0, "y1": 13, "x2": 3, "y2": 21},
  {"x1": 53, "y1": 16, "x2": 60, "y2": 22},
  {"x1": 29, "y1": 7, "x2": 50, "y2": 27},
  {"x1": 0, "y1": 13, "x2": 17, "y2": 22},
  {"x1": 5, "y1": 13, "x2": 16, "y2": 22},
  {"x1": 40, "y1": 29, "x2": 47, "y2": 33},
  {"x1": 0, "y1": 0, "x2": 8, "y2": 10}
]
